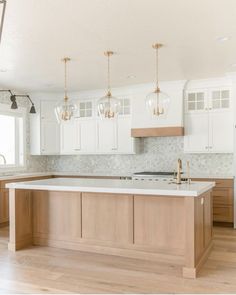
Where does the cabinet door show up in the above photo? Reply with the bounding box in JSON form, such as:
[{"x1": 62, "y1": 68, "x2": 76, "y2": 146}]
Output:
[
  {"x1": 0, "y1": 189, "x2": 9, "y2": 223},
  {"x1": 184, "y1": 113, "x2": 209, "y2": 153},
  {"x1": 41, "y1": 120, "x2": 60, "y2": 154},
  {"x1": 60, "y1": 121, "x2": 76, "y2": 154},
  {"x1": 96, "y1": 119, "x2": 117, "y2": 153},
  {"x1": 185, "y1": 90, "x2": 207, "y2": 113},
  {"x1": 117, "y1": 117, "x2": 135, "y2": 154},
  {"x1": 209, "y1": 111, "x2": 233, "y2": 153},
  {"x1": 41, "y1": 100, "x2": 57, "y2": 120},
  {"x1": 75, "y1": 119, "x2": 96, "y2": 153}
]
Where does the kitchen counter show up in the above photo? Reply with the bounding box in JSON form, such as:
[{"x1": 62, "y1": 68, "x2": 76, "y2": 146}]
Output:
[
  {"x1": 7, "y1": 177, "x2": 214, "y2": 279},
  {"x1": 0, "y1": 171, "x2": 234, "y2": 181},
  {"x1": 0, "y1": 171, "x2": 131, "y2": 181},
  {"x1": 6, "y1": 177, "x2": 214, "y2": 197}
]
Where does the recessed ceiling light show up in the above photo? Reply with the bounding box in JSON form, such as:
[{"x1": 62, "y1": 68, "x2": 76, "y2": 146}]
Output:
[
  {"x1": 127, "y1": 75, "x2": 136, "y2": 79},
  {"x1": 216, "y1": 36, "x2": 231, "y2": 42}
]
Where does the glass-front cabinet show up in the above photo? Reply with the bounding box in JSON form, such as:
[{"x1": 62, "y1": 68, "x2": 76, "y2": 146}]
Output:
[
  {"x1": 184, "y1": 87, "x2": 233, "y2": 153},
  {"x1": 185, "y1": 88, "x2": 231, "y2": 113}
]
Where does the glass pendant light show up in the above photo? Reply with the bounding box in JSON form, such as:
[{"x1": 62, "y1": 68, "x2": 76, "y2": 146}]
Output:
[
  {"x1": 97, "y1": 51, "x2": 121, "y2": 119},
  {"x1": 55, "y1": 57, "x2": 77, "y2": 123},
  {"x1": 146, "y1": 44, "x2": 170, "y2": 117}
]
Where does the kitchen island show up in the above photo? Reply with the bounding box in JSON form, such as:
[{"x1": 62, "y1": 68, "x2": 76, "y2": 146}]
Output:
[{"x1": 7, "y1": 178, "x2": 215, "y2": 278}]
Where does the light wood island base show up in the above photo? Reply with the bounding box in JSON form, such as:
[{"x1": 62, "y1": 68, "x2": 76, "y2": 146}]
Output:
[{"x1": 8, "y1": 188, "x2": 213, "y2": 279}]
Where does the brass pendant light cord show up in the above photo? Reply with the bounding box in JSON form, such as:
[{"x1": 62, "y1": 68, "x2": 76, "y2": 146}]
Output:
[
  {"x1": 107, "y1": 53, "x2": 111, "y2": 93},
  {"x1": 104, "y1": 51, "x2": 113, "y2": 97},
  {"x1": 64, "y1": 59, "x2": 67, "y2": 99},
  {"x1": 62, "y1": 57, "x2": 70, "y2": 102},
  {"x1": 152, "y1": 44, "x2": 162, "y2": 92},
  {"x1": 155, "y1": 46, "x2": 159, "y2": 91}
]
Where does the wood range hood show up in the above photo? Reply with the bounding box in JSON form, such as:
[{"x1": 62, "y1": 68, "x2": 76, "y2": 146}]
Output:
[{"x1": 131, "y1": 126, "x2": 184, "y2": 138}]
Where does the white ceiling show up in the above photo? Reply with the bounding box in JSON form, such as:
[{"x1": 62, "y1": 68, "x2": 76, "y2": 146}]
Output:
[{"x1": 0, "y1": 0, "x2": 236, "y2": 92}]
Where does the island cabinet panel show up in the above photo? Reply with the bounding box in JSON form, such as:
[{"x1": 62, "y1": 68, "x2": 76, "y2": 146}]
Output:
[
  {"x1": 8, "y1": 188, "x2": 213, "y2": 279},
  {"x1": 183, "y1": 191, "x2": 213, "y2": 278},
  {"x1": 81, "y1": 193, "x2": 133, "y2": 245},
  {"x1": 133, "y1": 196, "x2": 185, "y2": 254},
  {"x1": 8, "y1": 189, "x2": 33, "y2": 251},
  {"x1": 33, "y1": 191, "x2": 82, "y2": 243},
  {"x1": 0, "y1": 189, "x2": 9, "y2": 226}
]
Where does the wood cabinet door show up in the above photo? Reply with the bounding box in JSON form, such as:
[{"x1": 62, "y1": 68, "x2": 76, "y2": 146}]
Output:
[
  {"x1": 134, "y1": 196, "x2": 185, "y2": 254},
  {"x1": 184, "y1": 113, "x2": 209, "y2": 153},
  {"x1": 0, "y1": 189, "x2": 9, "y2": 223},
  {"x1": 82, "y1": 193, "x2": 133, "y2": 245}
]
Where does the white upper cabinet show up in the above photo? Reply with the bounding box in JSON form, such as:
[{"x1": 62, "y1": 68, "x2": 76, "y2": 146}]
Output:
[
  {"x1": 57, "y1": 97, "x2": 138, "y2": 155},
  {"x1": 184, "y1": 86, "x2": 233, "y2": 153},
  {"x1": 75, "y1": 119, "x2": 97, "y2": 154},
  {"x1": 96, "y1": 119, "x2": 117, "y2": 153},
  {"x1": 209, "y1": 111, "x2": 233, "y2": 153},
  {"x1": 30, "y1": 100, "x2": 60, "y2": 155},
  {"x1": 117, "y1": 117, "x2": 136, "y2": 153},
  {"x1": 40, "y1": 100, "x2": 60, "y2": 155},
  {"x1": 60, "y1": 121, "x2": 76, "y2": 154},
  {"x1": 185, "y1": 90, "x2": 207, "y2": 113},
  {"x1": 184, "y1": 113, "x2": 209, "y2": 153}
]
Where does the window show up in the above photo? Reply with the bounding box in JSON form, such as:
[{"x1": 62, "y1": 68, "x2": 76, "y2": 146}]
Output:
[{"x1": 0, "y1": 104, "x2": 26, "y2": 169}]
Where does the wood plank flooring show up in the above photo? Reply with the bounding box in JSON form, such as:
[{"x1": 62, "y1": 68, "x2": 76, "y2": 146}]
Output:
[{"x1": 0, "y1": 226, "x2": 236, "y2": 293}]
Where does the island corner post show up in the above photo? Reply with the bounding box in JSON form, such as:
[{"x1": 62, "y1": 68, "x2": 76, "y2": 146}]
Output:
[{"x1": 8, "y1": 187, "x2": 213, "y2": 279}]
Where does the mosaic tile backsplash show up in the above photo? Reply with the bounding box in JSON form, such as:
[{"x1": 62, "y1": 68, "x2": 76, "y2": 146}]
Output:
[
  {"x1": 46, "y1": 137, "x2": 234, "y2": 175},
  {"x1": 0, "y1": 92, "x2": 233, "y2": 175}
]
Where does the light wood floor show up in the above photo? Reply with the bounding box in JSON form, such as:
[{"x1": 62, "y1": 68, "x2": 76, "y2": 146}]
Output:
[{"x1": 0, "y1": 227, "x2": 236, "y2": 294}]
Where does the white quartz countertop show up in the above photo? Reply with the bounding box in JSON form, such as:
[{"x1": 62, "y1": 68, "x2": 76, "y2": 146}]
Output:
[
  {"x1": 6, "y1": 177, "x2": 215, "y2": 197},
  {"x1": 0, "y1": 171, "x2": 234, "y2": 181},
  {"x1": 0, "y1": 171, "x2": 130, "y2": 181}
]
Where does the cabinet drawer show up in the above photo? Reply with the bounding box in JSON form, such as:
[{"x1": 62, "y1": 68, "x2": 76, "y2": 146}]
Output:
[
  {"x1": 213, "y1": 188, "x2": 233, "y2": 206},
  {"x1": 213, "y1": 206, "x2": 234, "y2": 222},
  {"x1": 214, "y1": 179, "x2": 233, "y2": 188}
]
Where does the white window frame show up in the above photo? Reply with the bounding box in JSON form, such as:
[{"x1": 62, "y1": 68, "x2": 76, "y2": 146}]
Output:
[{"x1": 0, "y1": 103, "x2": 26, "y2": 171}]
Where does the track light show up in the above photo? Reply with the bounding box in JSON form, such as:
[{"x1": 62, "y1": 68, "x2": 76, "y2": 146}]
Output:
[{"x1": 0, "y1": 90, "x2": 36, "y2": 113}]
